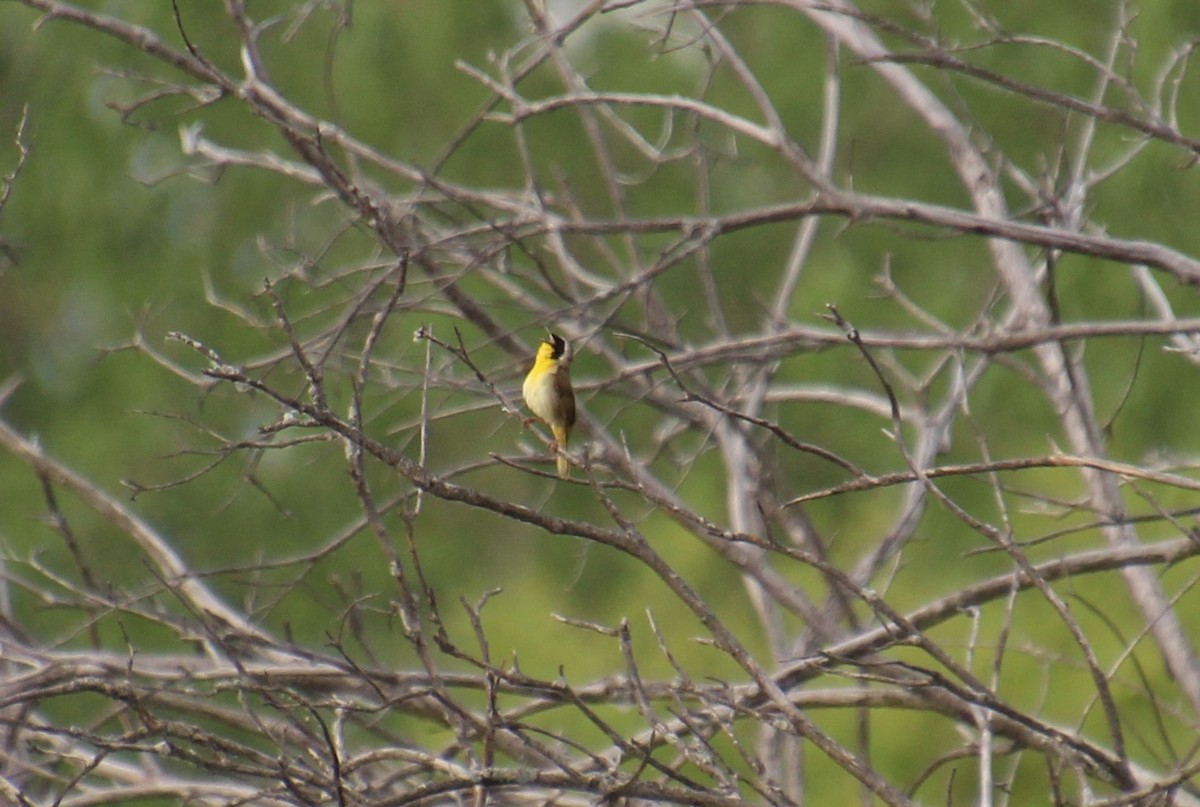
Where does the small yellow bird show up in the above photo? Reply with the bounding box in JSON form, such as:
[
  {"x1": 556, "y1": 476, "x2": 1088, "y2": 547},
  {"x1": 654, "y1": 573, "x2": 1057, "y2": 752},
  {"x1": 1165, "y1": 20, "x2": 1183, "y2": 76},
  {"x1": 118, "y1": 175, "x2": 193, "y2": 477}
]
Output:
[{"x1": 522, "y1": 330, "x2": 576, "y2": 479}]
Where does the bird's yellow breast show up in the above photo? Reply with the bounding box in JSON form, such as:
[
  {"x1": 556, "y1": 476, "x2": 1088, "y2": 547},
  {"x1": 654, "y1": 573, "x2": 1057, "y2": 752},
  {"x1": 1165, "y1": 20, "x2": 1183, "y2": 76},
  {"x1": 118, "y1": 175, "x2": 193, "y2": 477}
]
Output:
[{"x1": 522, "y1": 354, "x2": 564, "y2": 427}]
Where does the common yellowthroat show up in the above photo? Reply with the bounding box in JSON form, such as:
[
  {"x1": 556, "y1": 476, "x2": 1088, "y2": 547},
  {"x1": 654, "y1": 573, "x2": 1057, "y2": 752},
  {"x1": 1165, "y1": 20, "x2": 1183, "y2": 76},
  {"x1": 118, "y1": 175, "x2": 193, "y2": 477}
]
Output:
[{"x1": 522, "y1": 330, "x2": 576, "y2": 479}]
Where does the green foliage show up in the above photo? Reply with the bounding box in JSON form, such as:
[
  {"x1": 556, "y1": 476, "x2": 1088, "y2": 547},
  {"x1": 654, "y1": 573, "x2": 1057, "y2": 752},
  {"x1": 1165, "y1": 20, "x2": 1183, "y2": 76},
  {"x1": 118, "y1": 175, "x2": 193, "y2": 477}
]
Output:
[{"x1": 4, "y1": 0, "x2": 1200, "y2": 803}]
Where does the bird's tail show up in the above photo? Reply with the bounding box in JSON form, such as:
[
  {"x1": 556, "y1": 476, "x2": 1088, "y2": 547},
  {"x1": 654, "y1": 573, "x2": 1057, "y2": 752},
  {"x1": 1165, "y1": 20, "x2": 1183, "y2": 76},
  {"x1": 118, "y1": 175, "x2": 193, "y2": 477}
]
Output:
[{"x1": 552, "y1": 424, "x2": 570, "y2": 479}]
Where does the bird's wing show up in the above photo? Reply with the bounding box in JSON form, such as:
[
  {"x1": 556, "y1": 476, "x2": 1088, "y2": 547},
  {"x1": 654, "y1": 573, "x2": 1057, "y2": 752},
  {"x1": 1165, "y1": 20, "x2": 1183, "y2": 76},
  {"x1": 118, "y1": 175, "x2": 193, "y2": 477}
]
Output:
[{"x1": 556, "y1": 365, "x2": 576, "y2": 428}]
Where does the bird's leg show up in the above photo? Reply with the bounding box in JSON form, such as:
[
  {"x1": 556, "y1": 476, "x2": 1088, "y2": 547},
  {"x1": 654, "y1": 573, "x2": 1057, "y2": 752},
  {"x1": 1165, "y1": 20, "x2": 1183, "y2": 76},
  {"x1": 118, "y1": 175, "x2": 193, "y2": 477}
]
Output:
[{"x1": 521, "y1": 417, "x2": 556, "y2": 449}]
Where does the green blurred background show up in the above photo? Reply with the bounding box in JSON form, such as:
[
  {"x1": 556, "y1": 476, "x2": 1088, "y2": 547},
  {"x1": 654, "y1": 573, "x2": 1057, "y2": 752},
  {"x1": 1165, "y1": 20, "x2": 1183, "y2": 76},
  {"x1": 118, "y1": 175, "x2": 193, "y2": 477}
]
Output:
[{"x1": 2, "y1": 1, "x2": 1200, "y2": 802}]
